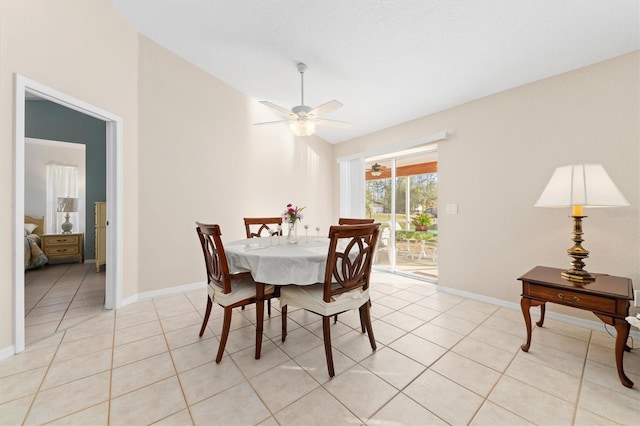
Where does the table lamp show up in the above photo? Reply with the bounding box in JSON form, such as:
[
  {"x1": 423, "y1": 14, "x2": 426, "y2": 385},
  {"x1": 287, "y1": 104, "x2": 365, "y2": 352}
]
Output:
[
  {"x1": 535, "y1": 164, "x2": 629, "y2": 284},
  {"x1": 57, "y1": 197, "x2": 78, "y2": 234}
]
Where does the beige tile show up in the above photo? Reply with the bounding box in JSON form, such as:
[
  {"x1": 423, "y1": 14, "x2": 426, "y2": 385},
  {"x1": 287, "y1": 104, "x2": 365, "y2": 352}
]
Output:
[
  {"x1": 399, "y1": 303, "x2": 441, "y2": 322},
  {"x1": 0, "y1": 394, "x2": 34, "y2": 425},
  {"x1": 41, "y1": 348, "x2": 112, "y2": 390},
  {"x1": 190, "y1": 383, "x2": 270, "y2": 426},
  {"x1": 360, "y1": 346, "x2": 425, "y2": 389},
  {"x1": 374, "y1": 294, "x2": 412, "y2": 310},
  {"x1": 446, "y1": 304, "x2": 494, "y2": 324},
  {"x1": 432, "y1": 351, "x2": 501, "y2": 397},
  {"x1": 46, "y1": 402, "x2": 109, "y2": 425},
  {"x1": 542, "y1": 317, "x2": 592, "y2": 341},
  {"x1": 165, "y1": 322, "x2": 214, "y2": 350},
  {"x1": 179, "y1": 360, "x2": 245, "y2": 406},
  {"x1": 25, "y1": 310, "x2": 65, "y2": 326},
  {"x1": 276, "y1": 326, "x2": 323, "y2": 358},
  {"x1": 488, "y1": 375, "x2": 574, "y2": 425},
  {"x1": 230, "y1": 340, "x2": 290, "y2": 379},
  {"x1": 24, "y1": 371, "x2": 110, "y2": 425},
  {"x1": 578, "y1": 380, "x2": 640, "y2": 424},
  {"x1": 292, "y1": 345, "x2": 356, "y2": 384},
  {"x1": 429, "y1": 312, "x2": 479, "y2": 335},
  {"x1": 453, "y1": 337, "x2": 516, "y2": 373},
  {"x1": 0, "y1": 367, "x2": 46, "y2": 404},
  {"x1": 482, "y1": 315, "x2": 527, "y2": 338},
  {"x1": 54, "y1": 331, "x2": 113, "y2": 363},
  {"x1": 111, "y1": 352, "x2": 176, "y2": 397},
  {"x1": 369, "y1": 319, "x2": 407, "y2": 345},
  {"x1": 583, "y1": 360, "x2": 640, "y2": 398},
  {"x1": 411, "y1": 322, "x2": 465, "y2": 349},
  {"x1": 470, "y1": 400, "x2": 532, "y2": 425},
  {"x1": 170, "y1": 336, "x2": 220, "y2": 373},
  {"x1": 532, "y1": 325, "x2": 589, "y2": 358},
  {"x1": 573, "y1": 406, "x2": 621, "y2": 426},
  {"x1": 514, "y1": 343, "x2": 585, "y2": 377},
  {"x1": 250, "y1": 360, "x2": 319, "y2": 412},
  {"x1": 61, "y1": 314, "x2": 114, "y2": 342},
  {"x1": 378, "y1": 310, "x2": 425, "y2": 332},
  {"x1": 114, "y1": 319, "x2": 163, "y2": 347},
  {"x1": 505, "y1": 354, "x2": 581, "y2": 403},
  {"x1": 153, "y1": 409, "x2": 193, "y2": 425},
  {"x1": 112, "y1": 334, "x2": 168, "y2": 368},
  {"x1": 155, "y1": 300, "x2": 197, "y2": 319},
  {"x1": 0, "y1": 346, "x2": 56, "y2": 379},
  {"x1": 467, "y1": 324, "x2": 525, "y2": 352},
  {"x1": 331, "y1": 329, "x2": 380, "y2": 363},
  {"x1": 115, "y1": 309, "x2": 158, "y2": 330},
  {"x1": 274, "y1": 386, "x2": 360, "y2": 425},
  {"x1": 325, "y1": 365, "x2": 398, "y2": 420},
  {"x1": 404, "y1": 369, "x2": 484, "y2": 425},
  {"x1": 160, "y1": 310, "x2": 203, "y2": 333},
  {"x1": 367, "y1": 392, "x2": 447, "y2": 425},
  {"x1": 109, "y1": 376, "x2": 186, "y2": 425},
  {"x1": 389, "y1": 333, "x2": 447, "y2": 367}
]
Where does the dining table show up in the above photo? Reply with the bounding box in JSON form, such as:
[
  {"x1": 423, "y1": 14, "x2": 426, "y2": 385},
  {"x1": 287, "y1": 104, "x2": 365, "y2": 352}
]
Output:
[{"x1": 224, "y1": 235, "x2": 332, "y2": 358}]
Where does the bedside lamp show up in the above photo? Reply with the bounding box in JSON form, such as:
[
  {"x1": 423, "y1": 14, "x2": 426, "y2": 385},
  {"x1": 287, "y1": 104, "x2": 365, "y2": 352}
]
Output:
[
  {"x1": 535, "y1": 164, "x2": 629, "y2": 284},
  {"x1": 57, "y1": 197, "x2": 78, "y2": 234}
]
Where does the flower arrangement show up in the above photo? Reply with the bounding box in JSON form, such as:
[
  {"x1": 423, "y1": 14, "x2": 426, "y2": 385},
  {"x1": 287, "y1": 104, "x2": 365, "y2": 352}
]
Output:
[
  {"x1": 412, "y1": 212, "x2": 432, "y2": 230},
  {"x1": 283, "y1": 203, "x2": 305, "y2": 224}
]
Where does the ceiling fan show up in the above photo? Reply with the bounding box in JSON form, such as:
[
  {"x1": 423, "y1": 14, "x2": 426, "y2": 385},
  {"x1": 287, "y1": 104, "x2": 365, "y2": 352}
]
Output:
[
  {"x1": 254, "y1": 63, "x2": 351, "y2": 136},
  {"x1": 367, "y1": 163, "x2": 388, "y2": 177}
]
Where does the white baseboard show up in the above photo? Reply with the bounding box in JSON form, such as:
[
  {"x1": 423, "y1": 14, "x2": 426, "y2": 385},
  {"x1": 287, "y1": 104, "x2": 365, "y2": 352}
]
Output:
[{"x1": 120, "y1": 281, "x2": 206, "y2": 307}]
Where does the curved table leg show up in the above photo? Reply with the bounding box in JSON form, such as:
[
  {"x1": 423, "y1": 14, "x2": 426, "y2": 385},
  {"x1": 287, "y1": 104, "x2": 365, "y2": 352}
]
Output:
[
  {"x1": 521, "y1": 297, "x2": 532, "y2": 352},
  {"x1": 536, "y1": 303, "x2": 546, "y2": 327},
  {"x1": 614, "y1": 319, "x2": 634, "y2": 388},
  {"x1": 521, "y1": 298, "x2": 545, "y2": 352}
]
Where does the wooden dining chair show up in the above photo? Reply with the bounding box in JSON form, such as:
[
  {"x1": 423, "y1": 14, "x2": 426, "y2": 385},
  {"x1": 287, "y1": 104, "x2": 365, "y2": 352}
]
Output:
[
  {"x1": 280, "y1": 223, "x2": 380, "y2": 377},
  {"x1": 196, "y1": 222, "x2": 276, "y2": 362},
  {"x1": 244, "y1": 217, "x2": 283, "y2": 238},
  {"x1": 338, "y1": 217, "x2": 375, "y2": 225},
  {"x1": 243, "y1": 216, "x2": 283, "y2": 315}
]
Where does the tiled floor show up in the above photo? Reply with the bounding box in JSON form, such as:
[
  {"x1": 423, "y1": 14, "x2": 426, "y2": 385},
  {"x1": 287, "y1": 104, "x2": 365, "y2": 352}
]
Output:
[
  {"x1": 3, "y1": 267, "x2": 640, "y2": 425},
  {"x1": 24, "y1": 263, "x2": 106, "y2": 346}
]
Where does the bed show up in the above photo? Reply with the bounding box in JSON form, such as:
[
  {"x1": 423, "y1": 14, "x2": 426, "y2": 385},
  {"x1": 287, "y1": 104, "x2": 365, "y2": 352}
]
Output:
[{"x1": 24, "y1": 215, "x2": 48, "y2": 270}]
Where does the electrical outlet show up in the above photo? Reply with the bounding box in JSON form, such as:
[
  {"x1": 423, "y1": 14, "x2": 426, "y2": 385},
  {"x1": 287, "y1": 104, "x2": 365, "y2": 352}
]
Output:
[{"x1": 635, "y1": 290, "x2": 640, "y2": 307}]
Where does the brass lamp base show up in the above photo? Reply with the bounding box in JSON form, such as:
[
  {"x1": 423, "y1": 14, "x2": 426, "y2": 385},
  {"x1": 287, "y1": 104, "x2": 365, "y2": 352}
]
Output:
[{"x1": 562, "y1": 215, "x2": 595, "y2": 285}]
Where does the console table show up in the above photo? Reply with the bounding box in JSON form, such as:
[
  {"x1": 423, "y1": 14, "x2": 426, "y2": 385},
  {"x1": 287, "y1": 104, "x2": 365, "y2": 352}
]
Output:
[{"x1": 518, "y1": 266, "x2": 634, "y2": 388}]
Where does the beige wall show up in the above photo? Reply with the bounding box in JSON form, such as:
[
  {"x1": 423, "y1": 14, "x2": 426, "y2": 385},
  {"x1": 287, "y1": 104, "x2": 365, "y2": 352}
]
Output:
[
  {"x1": 335, "y1": 52, "x2": 640, "y2": 319},
  {"x1": 0, "y1": 0, "x2": 335, "y2": 353},
  {"x1": 136, "y1": 36, "x2": 335, "y2": 293},
  {"x1": 0, "y1": 1, "x2": 139, "y2": 351}
]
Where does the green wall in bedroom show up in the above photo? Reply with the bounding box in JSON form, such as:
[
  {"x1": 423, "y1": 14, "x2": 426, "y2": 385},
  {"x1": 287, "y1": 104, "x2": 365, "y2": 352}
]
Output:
[{"x1": 25, "y1": 100, "x2": 106, "y2": 261}]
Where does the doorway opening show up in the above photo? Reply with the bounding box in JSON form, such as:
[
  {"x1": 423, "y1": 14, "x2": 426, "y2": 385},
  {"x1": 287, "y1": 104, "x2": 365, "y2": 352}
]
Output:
[
  {"x1": 13, "y1": 75, "x2": 123, "y2": 354},
  {"x1": 366, "y1": 147, "x2": 438, "y2": 281}
]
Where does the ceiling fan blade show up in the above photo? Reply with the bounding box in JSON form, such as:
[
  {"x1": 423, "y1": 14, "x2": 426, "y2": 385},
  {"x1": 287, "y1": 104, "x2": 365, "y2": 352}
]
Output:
[
  {"x1": 308, "y1": 100, "x2": 343, "y2": 117},
  {"x1": 259, "y1": 101, "x2": 293, "y2": 117},
  {"x1": 315, "y1": 118, "x2": 351, "y2": 128},
  {"x1": 253, "y1": 120, "x2": 289, "y2": 126}
]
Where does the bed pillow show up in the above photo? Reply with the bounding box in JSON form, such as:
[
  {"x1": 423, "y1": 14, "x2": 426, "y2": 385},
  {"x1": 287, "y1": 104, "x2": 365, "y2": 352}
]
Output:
[{"x1": 25, "y1": 223, "x2": 38, "y2": 235}]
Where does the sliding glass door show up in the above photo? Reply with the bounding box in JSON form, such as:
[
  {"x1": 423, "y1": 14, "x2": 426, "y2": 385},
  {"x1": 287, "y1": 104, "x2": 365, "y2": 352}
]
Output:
[{"x1": 366, "y1": 150, "x2": 438, "y2": 281}]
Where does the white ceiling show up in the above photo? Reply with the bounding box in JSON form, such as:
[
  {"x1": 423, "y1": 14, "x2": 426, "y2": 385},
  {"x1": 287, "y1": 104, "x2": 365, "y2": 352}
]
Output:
[{"x1": 109, "y1": 0, "x2": 639, "y2": 144}]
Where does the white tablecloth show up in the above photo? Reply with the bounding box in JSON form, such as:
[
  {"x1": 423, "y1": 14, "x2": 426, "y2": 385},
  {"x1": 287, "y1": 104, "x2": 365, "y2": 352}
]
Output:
[{"x1": 225, "y1": 237, "x2": 330, "y2": 285}]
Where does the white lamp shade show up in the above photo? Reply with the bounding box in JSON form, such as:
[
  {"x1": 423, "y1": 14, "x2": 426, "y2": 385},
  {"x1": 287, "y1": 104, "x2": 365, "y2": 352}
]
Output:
[
  {"x1": 535, "y1": 164, "x2": 629, "y2": 208},
  {"x1": 57, "y1": 197, "x2": 78, "y2": 213}
]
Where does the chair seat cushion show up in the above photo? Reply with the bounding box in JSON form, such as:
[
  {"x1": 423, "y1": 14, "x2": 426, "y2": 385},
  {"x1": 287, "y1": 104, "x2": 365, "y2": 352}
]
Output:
[
  {"x1": 208, "y1": 278, "x2": 274, "y2": 307},
  {"x1": 279, "y1": 283, "x2": 370, "y2": 316}
]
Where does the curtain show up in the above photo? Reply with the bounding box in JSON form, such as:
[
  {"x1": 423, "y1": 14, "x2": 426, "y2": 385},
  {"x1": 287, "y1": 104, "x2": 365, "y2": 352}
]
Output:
[
  {"x1": 46, "y1": 164, "x2": 78, "y2": 234},
  {"x1": 339, "y1": 157, "x2": 365, "y2": 218}
]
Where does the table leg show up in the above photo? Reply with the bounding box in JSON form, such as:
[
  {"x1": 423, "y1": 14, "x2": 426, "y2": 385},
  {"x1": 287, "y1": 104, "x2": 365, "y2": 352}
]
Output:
[
  {"x1": 255, "y1": 284, "x2": 265, "y2": 360},
  {"x1": 536, "y1": 303, "x2": 546, "y2": 327},
  {"x1": 520, "y1": 297, "x2": 532, "y2": 352},
  {"x1": 614, "y1": 318, "x2": 634, "y2": 388}
]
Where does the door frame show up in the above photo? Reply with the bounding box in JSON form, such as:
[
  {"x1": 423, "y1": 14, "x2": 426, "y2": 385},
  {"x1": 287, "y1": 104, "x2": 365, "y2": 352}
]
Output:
[{"x1": 13, "y1": 74, "x2": 123, "y2": 353}]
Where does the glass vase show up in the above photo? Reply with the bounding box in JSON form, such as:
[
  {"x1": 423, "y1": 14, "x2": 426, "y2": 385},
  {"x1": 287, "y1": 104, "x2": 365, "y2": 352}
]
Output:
[{"x1": 287, "y1": 221, "x2": 299, "y2": 244}]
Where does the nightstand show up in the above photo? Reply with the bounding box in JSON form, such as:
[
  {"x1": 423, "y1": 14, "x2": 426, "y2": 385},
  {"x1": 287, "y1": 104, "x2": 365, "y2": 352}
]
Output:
[{"x1": 41, "y1": 233, "x2": 84, "y2": 264}]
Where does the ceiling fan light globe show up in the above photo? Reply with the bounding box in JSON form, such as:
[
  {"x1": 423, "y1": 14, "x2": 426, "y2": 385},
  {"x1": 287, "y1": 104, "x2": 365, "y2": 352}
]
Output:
[{"x1": 289, "y1": 120, "x2": 316, "y2": 136}]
